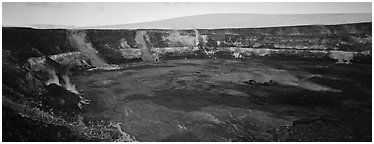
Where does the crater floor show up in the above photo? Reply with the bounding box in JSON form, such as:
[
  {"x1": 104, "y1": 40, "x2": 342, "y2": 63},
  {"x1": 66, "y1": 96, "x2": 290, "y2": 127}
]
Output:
[{"x1": 74, "y1": 58, "x2": 372, "y2": 141}]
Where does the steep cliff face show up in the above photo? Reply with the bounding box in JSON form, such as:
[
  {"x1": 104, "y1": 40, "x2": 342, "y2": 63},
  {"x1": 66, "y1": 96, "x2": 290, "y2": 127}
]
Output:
[
  {"x1": 3, "y1": 22, "x2": 371, "y2": 66},
  {"x1": 2, "y1": 28, "x2": 75, "y2": 63},
  {"x1": 135, "y1": 31, "x2": 159, "y2": 62},
  {"x1": 67, "y1": 30, "x2": 106, "y2": 67}
]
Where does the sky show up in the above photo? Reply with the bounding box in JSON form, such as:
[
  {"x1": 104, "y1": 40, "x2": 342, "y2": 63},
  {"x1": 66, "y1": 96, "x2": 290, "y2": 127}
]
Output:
[{"x1": 2, "y1": 2, "x2": 372, "y2": 27}]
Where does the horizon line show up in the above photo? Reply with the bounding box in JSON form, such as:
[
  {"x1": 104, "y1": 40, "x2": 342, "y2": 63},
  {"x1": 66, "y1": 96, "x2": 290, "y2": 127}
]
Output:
[{"x1": 3, "y1": 12, "x2": 372, "y2": 28}]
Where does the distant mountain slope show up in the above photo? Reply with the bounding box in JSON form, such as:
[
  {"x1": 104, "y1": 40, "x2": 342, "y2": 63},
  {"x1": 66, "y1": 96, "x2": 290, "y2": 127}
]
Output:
[
  {"x1": 2, "y1": 24, "x2": 77, "y2": 29},
  {"x1": 28, "y1": 24, "x2": 77, "y2": 29},
  {"x1": 85, "y1": 13, "x2": 371, "y2": 29}
]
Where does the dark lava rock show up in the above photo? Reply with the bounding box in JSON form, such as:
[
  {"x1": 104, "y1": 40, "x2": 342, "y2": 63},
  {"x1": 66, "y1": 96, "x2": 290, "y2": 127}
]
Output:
[
  {"x1": 41, "y1": 84, "x2": 81, "y2": 113},
  {"x1": 281, "y1": 114, "x2": 372, "y2": 142},
  {"x1": 244, "y1": 80, "x2": 276, "y2": 86},
  {"x1": 2, "y1": 107, "x2": 86, "y2": 142}
]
